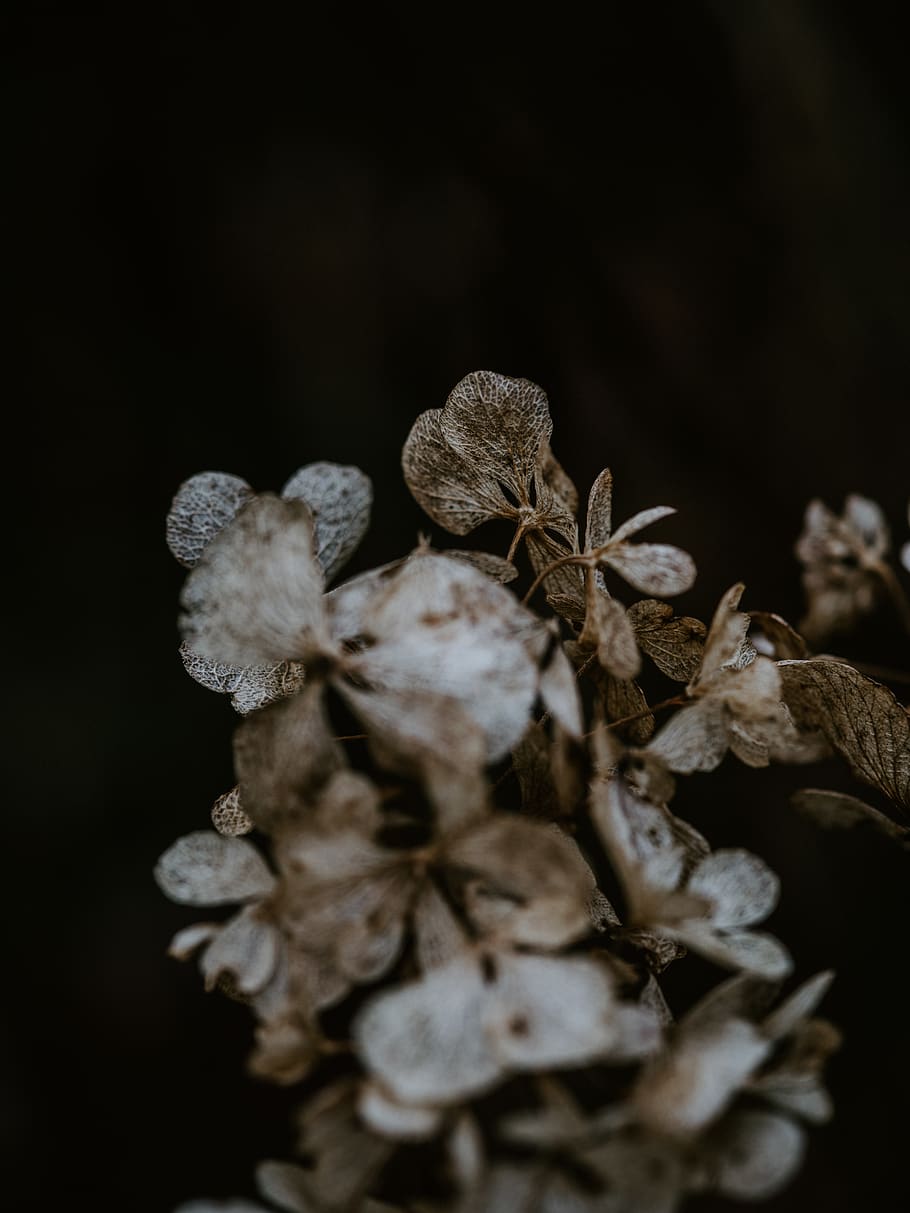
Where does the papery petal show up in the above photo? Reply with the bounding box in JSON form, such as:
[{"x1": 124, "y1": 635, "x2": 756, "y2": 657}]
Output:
[
  {"x1": 154, "y1": 831, "x2": 275, "y2": 906},
  {"x1": 180, "y1": 495, "x2": 330, "y2": 666},
  {"x1": 200, "y1": 906, "x2": 280, "y2": 995},
  {"x1": 601, "y1": 543, "x2": 696, "y2": 597},
  {"x1": 670, "y1": 923, "x2": 792, "y2": 980},
  {"x1": 358, "y1": 1082, "x2": 443, "y2": 1141},
  {"x1": 180, "y1": 643, "x2": 306, "y2": 716},
  {"x1": 608, "y1": 505, "x2": 677, "y2": 545},
  {"x1": 166, "y1": 471, "x2": 254, "y2": 568},
  {"x1": 647, "y1": 698, "x2": 729, "y2": 774},
  {"x1": 705, "y1": 1109, "x2": 805, "y2": 1200},
  {"x1": 355, "y1": 956, "x2": 498, "y2": 1103},
  {"x1": 686, "y1": 849, "x2": 779, "y2": 929},
  {"x1": 584, "y1": 468, "x2": 613, "y2": 551},
  {"x1": 281, "y1": 462, "x2": 372, "y2": 582}
]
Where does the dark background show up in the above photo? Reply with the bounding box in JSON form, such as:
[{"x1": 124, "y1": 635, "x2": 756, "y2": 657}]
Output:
[{"x1": 10, "y1": 4, "x2": 910, "y2": 1209}]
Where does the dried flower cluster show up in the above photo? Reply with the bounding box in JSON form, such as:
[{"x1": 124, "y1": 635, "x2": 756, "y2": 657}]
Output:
[{"x1": 161, "y1": 371, "x2": 910, "y2": 1212}]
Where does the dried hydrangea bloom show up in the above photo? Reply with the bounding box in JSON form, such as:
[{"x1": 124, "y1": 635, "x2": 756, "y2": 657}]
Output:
[
  {"x1": 795, "y1": 493, "x2": 890, "y2": 643},
  {"x1": 633, "y1": 969, "x2": 836, "y2": 1203},
  {"x1": 355, "y1": 910, "x2": 660, "y2": 1106},
  {"x1": 272, "y1": 766, "x2": 595, "y2": 989},
  {"x1": 645, "y1": 584, "x2": 795, "y2": 773},
  {"x1": 591, "y1": 775, "x2": 790, "y2": 979},
  {"x1": 156, "y1": 831, "x2": 282, "y2": 997}
]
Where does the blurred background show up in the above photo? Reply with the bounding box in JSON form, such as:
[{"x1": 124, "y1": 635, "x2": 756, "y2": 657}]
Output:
[{"x1": 9, "y1": 3, "x2": 910, "y2": 1209}]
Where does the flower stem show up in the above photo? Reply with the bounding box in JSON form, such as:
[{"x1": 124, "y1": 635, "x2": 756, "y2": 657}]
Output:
[{"x1": 521, "y1": 552, "x2": 588, "y2": 605}]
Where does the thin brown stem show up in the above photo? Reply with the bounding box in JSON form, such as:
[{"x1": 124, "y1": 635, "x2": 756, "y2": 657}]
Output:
[
  {"x1": 584, "y1": 693, "x2": 686, "y2": 735},
  {"x1": 522, "y1": 552, "x2": 588, "y2": 605},
  {"x1": 333, "y1": 733, "x2": 368, "y2": 742},
  {"x1": 507, "y1": 523, "x2": 528, "y2": 564}
]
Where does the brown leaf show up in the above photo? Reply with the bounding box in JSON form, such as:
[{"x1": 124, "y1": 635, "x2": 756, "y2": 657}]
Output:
[
  {"x1": 627, "y1": 599, "x2": 706, "y2": 682},
  {"x1": 780, "y1": 659, "x2": 910, "y2": 811},
  {"x1": 791, "y1": 788, "x2": 910, "y2": 843}
]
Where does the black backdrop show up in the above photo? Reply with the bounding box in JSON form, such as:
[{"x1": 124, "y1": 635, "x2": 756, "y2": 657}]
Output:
[{"x1": 10, "y1": 5, "x2": 910, "y2": 1210}]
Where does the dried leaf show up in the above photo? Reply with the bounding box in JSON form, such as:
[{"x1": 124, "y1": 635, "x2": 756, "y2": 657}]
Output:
[
  {"x1": 445, "y1": 550, "x2": 519, "y2": 582},
  {"x1": 154, "y1": 831, "x2": 275, "y2": 906},
  {"x1": 166, "y1": 471, "x2": 254, "y2": 568},
  {"x1": 281, "y1": 462, "x2": 372, "y2": 583},
  {"x1": 627, "y1": 599, "x2": 706, "y2": 682},
  {"x1": 180, "y1": 496, "x2": 330, "y2": 667},
  {"x1": 603, "y1": 675, "x2": 655, "y2": 744},
  {"x1": 748, "y1": 611, "x2": 808, "y2": 660},
  {"x1": 780, "y1": 659, "x2": 910, "y2": 810},
  {"x1": 791, "y1": 787, "x2": 910, "y2": 843}
]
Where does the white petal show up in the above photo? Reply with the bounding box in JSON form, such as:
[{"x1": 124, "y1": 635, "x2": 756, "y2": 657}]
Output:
[
  {"x1": 281, "y1": 462, "x2": 372, "y2": 582},
  {"x1": 762, "y1": 970, "x2": 835, "y2": 1040},
  {"x1": 180, "y1": 495, "x2": 329, "y2": 666},
  {"x1": 487, "y1": 954, "x2": 621, "y2": 1070},
  {"x1": 697, "y1": 583, "x2": 750, "y2": 682},
  {"x1": 166, "y1": 471, "x2": 253, "y2": 567},
  {"x1": 200, "y1": 905, "x2": 281, "y2": 995},
  {"x1": 671, "y1": 923, "x2": 792, "y2": 979},
  {"x1": 687, "y1": 849, "x2": 779, "y2": 928},
  {"x1": 354, "y1": 956, "x2": 499, "y2": 1103},
  {"x1": 358, "y1": 1082, "x2": 443, "y2": 1141},
  {"x1": 254, "y1": 1161, "x2": 314, "y2": 1213},
  {"x1": 707, "y1": 1109, "x2": 805, "y2": 1200},
  {"x1": 168, "y1": 922, "x2": 218, "y2": 959},
  {"x1": 538, "y1": 635, "x2": 585, "y2": 736},
  {"x1": 154, "y1": 832, "x2": 275, "y2": 905},
  {"x1": 634, "y1": 1016, "x2": 770, "y2": 1136}
]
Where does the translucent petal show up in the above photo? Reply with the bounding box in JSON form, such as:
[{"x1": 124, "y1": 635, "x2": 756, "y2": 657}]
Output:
[
  {"x1": 254, "y1": 1161, "x2": 314, "y2": 1213},
  {"x1": 439, "y1": 370, "x2": 552, "y2": 500},
  {"x1": 154, "y1": 831, "x2": 275, "y2": 906},
  {"x1": 402, "y1": 408, "x2": 513, "y2": 534},
  {"x1": 762, "y1": 970, "x2": 835, "y2": 1040},
  {"x1": 211, "y1": 786, "x2": 253, "y2": 837},
  {"x1": 696, "y1": 583, "x2": 750, "y2": 683},
  {"x1": 180, "y1": 643, "x2": 305, "y2": 716},
  {"x1": 281, "y1": 462, "x2": 373, "y2": 582},
  {"x1": 166, "y1": 471, "x2": 253, "y2": 567}
]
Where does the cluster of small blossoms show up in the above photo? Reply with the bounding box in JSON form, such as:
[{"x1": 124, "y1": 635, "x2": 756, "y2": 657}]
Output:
[{"x1": 160, "y1": 372, "x2": 906, "y2": 1211}]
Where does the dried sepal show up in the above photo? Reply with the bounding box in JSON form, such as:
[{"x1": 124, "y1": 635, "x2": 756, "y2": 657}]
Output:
[
  {"x1": 699, "y1": 1109, "x2": 805, "y2": 1200},
  {"x1": 180, "y1": 495, "x2": 331, "y2": 667},
  {"x1": 234, "y1": 685, "x2": 344, "y2": 830},
  {"x1": 281, "y1": 461, "x2": 373, "y2": 583},
  {"x1": 166, "y1": 471, "x2": 255, "y2": 568},
  {"x1": 212, "y1": 785, "x2": 254, "y2": 837},
  {"x1": 781, "y1": 659, "x2": 910, "y2": 811},
  {"x1": 627, "y1": 599, "x2": 706, "y2": 682},
  {"x1": 180, "y1": 643, "x2": 306, "y2": 716},
  {"x1": 154, "y1": 831, "x2": 275, "y2": 906},
  {"x1": 791, "y1": 787, "x2": 910, "y2": 843},
  {"x1": 443, "y1": 550, "x2": 519, "y2": 582},
  {"x1": 579, "y1": 577, "x2": 641, "y2": 681}
]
